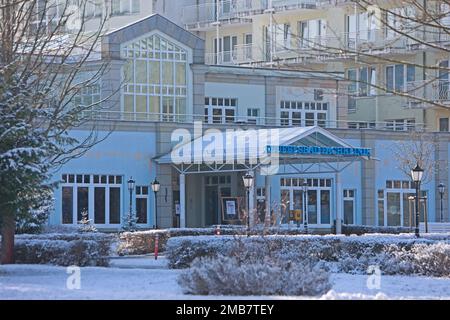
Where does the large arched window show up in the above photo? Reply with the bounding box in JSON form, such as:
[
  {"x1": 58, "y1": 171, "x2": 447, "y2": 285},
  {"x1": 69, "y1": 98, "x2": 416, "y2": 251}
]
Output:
[{"x1": 122, "y1": 33, "x2": 188, "y2": 121}]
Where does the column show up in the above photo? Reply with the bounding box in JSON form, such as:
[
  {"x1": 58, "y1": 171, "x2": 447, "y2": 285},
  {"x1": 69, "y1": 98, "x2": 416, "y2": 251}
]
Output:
[
  {"x1": 249, "y1": 170, "x2": 256, "y2": 227},
  {"x1": 335, "y1": 172, "x2": 343, "y2": 234},
  {"x1": 180, "y1": 173, "x2": 186, "y2": 228},
  {"x1": 265, "y1": 174, "x2": 271, "y2": 227}
]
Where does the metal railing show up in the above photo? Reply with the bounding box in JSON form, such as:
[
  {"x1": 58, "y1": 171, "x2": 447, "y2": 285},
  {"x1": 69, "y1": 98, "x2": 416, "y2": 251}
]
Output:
[
  {"x1": 406, "y1": 80, "x2": 450, "y2": 105},
  {"x1": 80, "y1": 110, "x2": 427, "y2": 131}
]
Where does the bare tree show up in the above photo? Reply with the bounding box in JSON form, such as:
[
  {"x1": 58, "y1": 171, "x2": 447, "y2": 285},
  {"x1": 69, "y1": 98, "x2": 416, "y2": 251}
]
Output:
[
  {"x1": 0, "y1": 0, "x2": 115, "y2": 264},
  {"x1": 262, "y1": 0, "x2": 450, "y2": 117}
]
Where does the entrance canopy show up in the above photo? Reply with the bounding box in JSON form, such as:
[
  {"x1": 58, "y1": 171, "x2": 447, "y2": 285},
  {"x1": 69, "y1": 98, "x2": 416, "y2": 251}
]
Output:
[{"x1": 154, "y1": 126, "x2": 372, "y2": 175}]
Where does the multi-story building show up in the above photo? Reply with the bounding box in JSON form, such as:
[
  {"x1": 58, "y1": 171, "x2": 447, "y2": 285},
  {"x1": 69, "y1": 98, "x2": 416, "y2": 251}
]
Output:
[
  {"x1": 40, "y1": 13, "x2": 449, "y2": 233},
  {"x1": 178, "y1": 0, "x2": 450, "y2": 132}
]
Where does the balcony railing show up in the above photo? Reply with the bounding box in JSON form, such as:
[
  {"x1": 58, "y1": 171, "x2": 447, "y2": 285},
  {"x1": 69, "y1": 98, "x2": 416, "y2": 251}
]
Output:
[
  {"x1": 205, "y1": 43, "x2": 264, "y2": 65},
  {"x1": 406, "y1": 80, "x2": 450, "y2": 106},
  {"x1": 182, "y1": 0, "x2": 322, "y2": 28},
  {"x1": 79, "y1": 110, "x2": 427, "y2": 131}
]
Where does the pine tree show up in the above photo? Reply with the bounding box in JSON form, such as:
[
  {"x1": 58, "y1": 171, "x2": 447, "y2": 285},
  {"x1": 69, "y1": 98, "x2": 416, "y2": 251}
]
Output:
[{"x1": 78, "y1": 210, "x2": 97, "y2": 233}]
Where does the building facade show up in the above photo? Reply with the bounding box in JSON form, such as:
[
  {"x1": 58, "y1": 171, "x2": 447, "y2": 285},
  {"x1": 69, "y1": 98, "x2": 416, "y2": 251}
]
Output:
[
  {"x1": 46, "y1": 13, "x2": 450, "y2": 233},
  {"x1": 175, "y1": 0, "x2": 450, "y2": 133}
]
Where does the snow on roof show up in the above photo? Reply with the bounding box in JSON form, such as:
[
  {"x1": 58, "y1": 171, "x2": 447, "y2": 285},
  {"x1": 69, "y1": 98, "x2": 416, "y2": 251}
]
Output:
[{"x1": 155, "y1": 126, "x2": 360, "y2": 165}]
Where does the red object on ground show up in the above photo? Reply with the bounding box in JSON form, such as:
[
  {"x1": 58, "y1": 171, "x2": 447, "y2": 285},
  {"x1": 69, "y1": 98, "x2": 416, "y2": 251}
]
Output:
[
  {"x1": 154, "y1": 233, "x2": 159, "y2": 260},
  {"x1": 214, "y1": 225, "x2": 221, "y2": 236}
]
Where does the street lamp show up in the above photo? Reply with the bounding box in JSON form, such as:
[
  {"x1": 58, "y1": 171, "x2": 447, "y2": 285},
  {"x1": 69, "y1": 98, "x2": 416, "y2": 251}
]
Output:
[
  {"x1": 151, "y1": 178, "x2": 161, "y2": 229},
  {"x1": 242, "y1": 172, "x2": 254, "y2": 236},
  {"x1": 127, "y1": 177, "x2": 135, "y2": 230},
  {"x1": 439, "y1": 183, "x2": 445, "y2": 222},
  {"x1": 302, "y1": 179, "x2": 309, "y2": 234},
  {"x1": 411, "y1": 164, "x2": 424, "y2": 238}
]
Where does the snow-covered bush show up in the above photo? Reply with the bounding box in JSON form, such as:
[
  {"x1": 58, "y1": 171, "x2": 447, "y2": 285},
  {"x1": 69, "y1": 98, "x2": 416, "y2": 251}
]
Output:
[
  {"x1": 166, "y1": 234, "x2": 450, "y2": 277},
  {"x1": 8, "y1": 233, "x2": 115, "y2": 266},
  {"x1": 178, "y1": 255, "x2": 331, "y2": 296},
  {"x1": 342, "y1": 225, "x2": 412, "y2": 235},
  {"x1": 117, "y1": 230, "x2": 170, "y2": 255}
]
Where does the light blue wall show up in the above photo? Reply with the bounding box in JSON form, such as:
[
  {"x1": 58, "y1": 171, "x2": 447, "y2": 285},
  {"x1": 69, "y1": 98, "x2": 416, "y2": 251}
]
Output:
[
  {"x1": 50, "y1": 130, "x2": 157, "y2": 227},
  {"x1": 374, "y1": 140, "x2": 436, "y2": 222}
]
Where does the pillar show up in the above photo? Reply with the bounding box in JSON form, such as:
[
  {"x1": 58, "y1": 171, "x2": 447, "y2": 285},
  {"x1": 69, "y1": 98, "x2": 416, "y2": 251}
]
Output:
[
  {"x1": 335, "y1": 172, "x2": 343, "y2": 234},
  {"x1": 265, "y1": 174, "x2": 271, "y2": 227},
  {"x1": 180, "y1": 173, "x2": 186, "y2": 228}
]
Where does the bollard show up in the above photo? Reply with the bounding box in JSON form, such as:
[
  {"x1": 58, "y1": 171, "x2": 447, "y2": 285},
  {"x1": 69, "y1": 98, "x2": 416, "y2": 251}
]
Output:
[{"x1": 154, "y1": 233, "x2": 159, "y2": 260}]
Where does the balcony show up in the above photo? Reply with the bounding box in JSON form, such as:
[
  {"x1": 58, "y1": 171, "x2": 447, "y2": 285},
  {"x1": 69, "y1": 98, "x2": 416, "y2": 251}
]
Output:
[
  {"x1": 205, "y1": 44, "x2": 263, "y2": 65},
  {"x1": 182, "y1": 0, "x2": 322, "y2": 30},
  {"x1": 406, "y1": 80, "x2": 450, "y2": 108}
]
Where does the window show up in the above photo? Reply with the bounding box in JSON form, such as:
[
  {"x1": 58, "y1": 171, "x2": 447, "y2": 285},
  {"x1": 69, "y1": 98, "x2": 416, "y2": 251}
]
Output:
[
  {"x1": 347, "y1": 67, "x2": 377, "y2": 97},
  {"x1": 247, "y1": 108, "x2": 259, "y2": 124},
  {"x1": 61, "y1": 174, "x2": 123, "y2": 226},
  {"x1": 343, "y1": 190, "x2": 355, "y2": 225},
  {"x1": 380, "y1": 182, "x2": 427, "y2": 227},
  {"x1": 348, "y1": 122, "x2": 376, "y2": 129},
  {"x1": 280, "y1": 100, "x2": 328, "y2": 127},
  {"x1": 385, "y1": 119, "x2": 416, "y2": 131},
  {"x1": 112, "y1": 0, "x2": 140, "y2": 15},
  {"x1": 346, "y1": 12, "x2": 378, "y2": 46},
  {"x1": 244, "y1": 34, "x2": 253, "y2": 60},
  {"x1": 439, "y1": 60, "x2": 450, "y2": 101},
  {"x1": 298, "y1": 19, "x2": 326, "y2": 48},
  {"x1": 213, "y1": 36, "x2": 238, "y2": 64},
  {"x1": 204, "y1": 97, "x2": 237, "y2": 124},
  {"x1": 386, "y1": 64, "x2": 415, "y2": 92},
  {"x1": 280, "y1": 178, "x2": 332, "y2": 226},
  {"x1": 122, "y1": 34, "x2": 188, "y2": 122},
  {"x1": 440, "y1": 118, "x2": 449, "y2": 132},
  {"x1": 136, "y1": 186, "x2": 149, "y2": 224},
  {"x1": 274, "y1": 24, "x2": 291, "y2": 51}
]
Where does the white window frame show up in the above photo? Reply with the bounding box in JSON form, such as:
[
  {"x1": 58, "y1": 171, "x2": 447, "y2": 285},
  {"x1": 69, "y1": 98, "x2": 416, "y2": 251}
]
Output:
[
  {"x1": 280, "y1": 178, "x2": 333, "y2": 227},
  {"x1": 385, "y1": 64, "x2": 415, "y2": 93},
  {"x1": 343, "y1": 189, "x2": 356, "y2": 225},
  {"x1": 204, "y1": 97, "x2": 237, "y2": 124},
  {"x1": 347, "y1": 67, "x2": 377, "y2": 97},
  {"x1": 121, "y1": 33, "x2": 188, "y2": 122},
  {"x1": 61, "y1": 174, "x2": 123, "y2": 227},
  {"x1": 135, "y1": 186, "x2": 149, "y2": 225},
  {"x1": 279, "y1": 100, "x2": 329, "y2": 127}
]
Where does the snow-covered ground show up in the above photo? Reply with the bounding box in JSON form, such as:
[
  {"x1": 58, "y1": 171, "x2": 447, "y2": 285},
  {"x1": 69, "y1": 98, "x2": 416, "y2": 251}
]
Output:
[{"x1": 1, "y1": 258, "x2": 450, "y2": 300}]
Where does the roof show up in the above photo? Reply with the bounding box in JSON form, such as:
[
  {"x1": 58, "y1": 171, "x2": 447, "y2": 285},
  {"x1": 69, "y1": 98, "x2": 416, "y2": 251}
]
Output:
[
  {"x1": 155, "y1": 126, "x2": 370, "y2": 167},
  {"x1": 102, "y1": 14, "x2": 205, "y2": 62}
]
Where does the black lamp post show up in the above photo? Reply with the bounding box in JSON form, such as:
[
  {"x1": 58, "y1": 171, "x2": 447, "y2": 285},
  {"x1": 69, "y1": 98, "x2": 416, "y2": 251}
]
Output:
[
  {"x1": 151, "y1": 178, "x2": 161, "y2": 229},
  {"x1": 243, "y1": 172, "x2": 254, "y2": 236},
  {"x1": 411, "y1": 164, "x2": 424, "y2": 238},
  {"x1": 302, "y1": 180, "x2": 309, "y2": 234},
  {"x1": 127, "y1": 177, "x2": 135, "y2": 230},
  {"x1": 439, "y1": 183, "x2": 445, "y2": 222}
]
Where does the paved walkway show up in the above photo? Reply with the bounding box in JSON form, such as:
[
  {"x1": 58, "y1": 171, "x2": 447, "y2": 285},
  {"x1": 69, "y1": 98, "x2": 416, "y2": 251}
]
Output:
[{"x1": 109, "y1": 255, "x2": 168, "y2": 269}]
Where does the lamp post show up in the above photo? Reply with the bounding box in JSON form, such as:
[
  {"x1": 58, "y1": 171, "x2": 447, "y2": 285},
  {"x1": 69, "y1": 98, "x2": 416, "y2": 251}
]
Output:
[
  {"x1": 151, "y1": 178, "x2": 161, "y2": 229},
  {"x1": 411, "y1": 164, "x2": 424, "y2": 238},
  {"x1": 127, "y1": 177, "x2": 135, "y2": 230},
  {"x1": 439, "y1": 183, "x2": 445, "y2": 223},
  {"x1": 243, "y1": 172, "x2": 254, "y2": 236},
  {"x1": 302, "y1": 180, "x2": 309, "y2": 234}
]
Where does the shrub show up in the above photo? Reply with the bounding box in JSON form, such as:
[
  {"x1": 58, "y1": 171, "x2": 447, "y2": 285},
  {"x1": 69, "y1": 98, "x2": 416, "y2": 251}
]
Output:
[
  {"x1": 342, "y1": 225, "x2": 412, "y2": 235},
  {"x1": 178, "y1": 255, "x2": 331, "y2": 296},
  {"x1": 6, "y1": 232, "x2": 115, "y2": 266},
  {"x1": 166, "y1": 234, "x2": 450, "y2": 277}
]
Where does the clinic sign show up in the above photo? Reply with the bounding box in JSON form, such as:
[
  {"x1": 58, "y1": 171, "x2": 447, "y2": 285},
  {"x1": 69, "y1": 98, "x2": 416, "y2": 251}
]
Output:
[{"x1": 266, "y1": 145, "x2": 371, "y2": 157}]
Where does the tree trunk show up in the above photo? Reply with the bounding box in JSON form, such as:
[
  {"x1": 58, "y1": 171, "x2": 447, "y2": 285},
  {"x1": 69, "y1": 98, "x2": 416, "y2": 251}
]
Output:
[{"x1": 1, "y1": 214, "x2": 15, "y2": 264}]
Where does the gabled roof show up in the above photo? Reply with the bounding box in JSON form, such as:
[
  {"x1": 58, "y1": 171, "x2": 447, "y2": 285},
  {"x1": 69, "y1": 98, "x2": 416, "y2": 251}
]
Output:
[
  {"x1": 155, "y1": 126, "x2": 369, "y2": 165},
  {"x1": 101, "y1": 14, "x2": 204, "y2": 63}
]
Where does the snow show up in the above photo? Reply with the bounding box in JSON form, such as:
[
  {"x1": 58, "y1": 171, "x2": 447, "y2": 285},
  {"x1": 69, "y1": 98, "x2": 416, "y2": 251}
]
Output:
[{"x1": 1, "y1": 262, "x2": 450, "y2": 300}]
